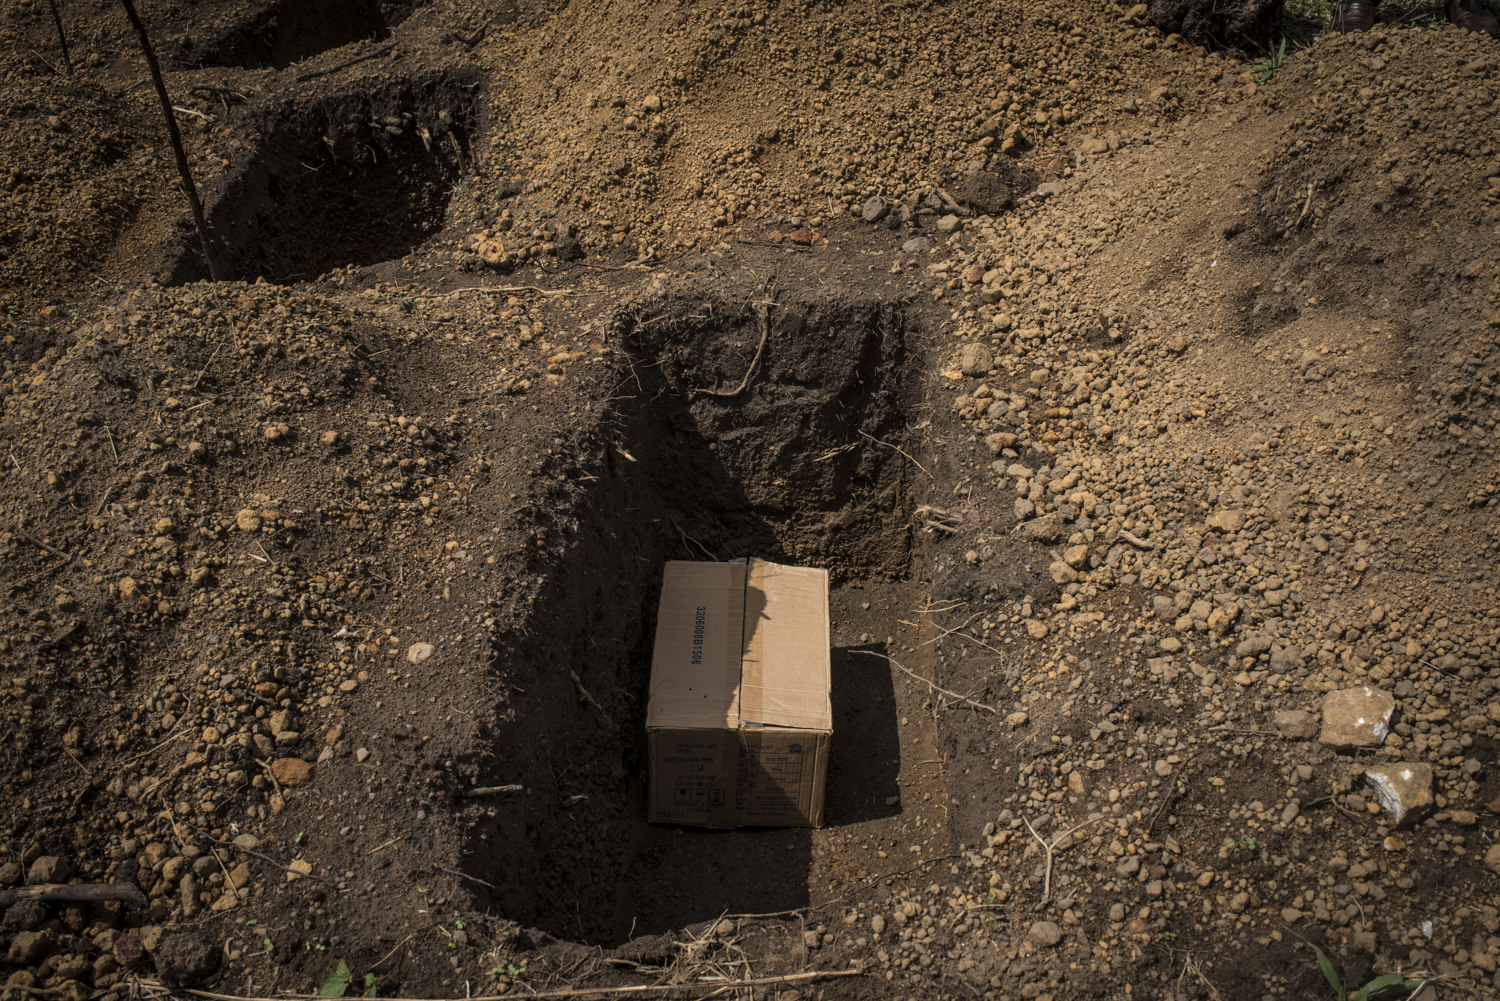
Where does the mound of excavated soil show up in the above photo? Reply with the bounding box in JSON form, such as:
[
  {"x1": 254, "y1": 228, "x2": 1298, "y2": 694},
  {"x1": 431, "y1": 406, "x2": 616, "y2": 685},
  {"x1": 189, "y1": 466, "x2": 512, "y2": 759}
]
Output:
[{"x1": 2, "y1": 1, "x2": 1498, "y2": 1000}]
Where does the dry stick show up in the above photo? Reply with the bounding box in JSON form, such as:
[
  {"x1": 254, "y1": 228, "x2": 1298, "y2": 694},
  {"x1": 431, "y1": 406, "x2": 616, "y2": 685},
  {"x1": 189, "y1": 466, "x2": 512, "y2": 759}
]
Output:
[
  {"x1": 204, "y1": 838, "x2": 240, "y2": 904},
  {"x1": 849, "y1": 650, "x2": 998, "y2": 714},
  {"x1": 855, "y1": 428, "x2": 933, "y2": 479},
  {"x1": 17, "y1": 529, "x2": 69, "y2": 559},
  {"x1": 437, "y1": 285, "x2": 586, "y2": 298},
  {"x1": 119, "y1": 0, "x2": 218, "y2": 280},
  {"x1": 45, "y1": 0, "x2": 72, "y2": 74},
  {"x1": 431, "y1": 863, "x2": 494, "y2": 890},
  {"x1": 570, "y1": 669, "x2": 606, "y2": 717},
  {"x1": 369, "y1": 927, "x2": 425, "y2": 969},
  {"x1": 690, "y1": 307, "x2": 769, "y2": 398},
  {"x1": 1294, "y1": 180, "x2": 1316, "y2": 229},
  {"x1": 165, "y1": 970, "x2": 861, "y2": 1001},
  {"x1": 190, "y1": 343, "x2": 223, "y2": 391},
  {"x1": 1022, "y1": 815, "x2": 1102, "y2": 908},
  {"x1": 0, "y1": 882, "x2": 145, "y2": 908},
  {"x1": 296, "y1": 41, "x2": 396, "y2": 82},
  {"x1": 914, "y1": 610, "x2": 986, "y2": 649},
  {"x1": 462, "y1": 785, "x2": 523, "y2": 798}
]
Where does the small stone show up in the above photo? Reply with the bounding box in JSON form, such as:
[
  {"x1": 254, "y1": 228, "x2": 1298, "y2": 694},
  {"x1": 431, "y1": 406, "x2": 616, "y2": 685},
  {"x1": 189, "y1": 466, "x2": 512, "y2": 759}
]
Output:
[
  {"x1": 270, "y1": 758, "x2": 314, "y2": 787},
  {"x1": 1049, "y1": 561, "x2": 1078, "y2": 585},
  {"x1": 26, "y1": 856, "x2": 72, "y2": 884},
  {"x1": 1026, "y1": 920, "x2": 1062, "y2": 948},
  {"x1": 1485, "y1": 844, "x2": 1500, "y2": 875},
  {"x1": 180, "y1": 874, "x2": 201, "y2": 918},
  {"x1": 1063, "y1": 544, "x2": 1089, "y2": 568},
  {"x1": 1273, "y1": 709, "x2": 1318, "y2": 739},
  {"x1": 1364, "y1": 764, "x2": 1434, "y2": 827},
  {"x1": 1235, "y1": 633, "x2": 1273, "y2": 658},
  {"x1": 285, "y1": 860, "x2": 313, "y2": 883},
  {"x1": 112, "y1": 935, "x2": 143, "y2": 968},
  {"x1": 861, "y1": 196, "x2": 889, "y2": 223},
  {"x1": 231, "y1": 834, "x2": 259, "y2": 851},
  {"x1": 870, "y1": 914, "x2": 886, "y2": 935},
  {"x1": 958, "y1": 343, "x2": 994, "y2": 376},
  {"x1": 355, "y1": 747, "x2": 371, "y2": 763},
  {"x1": 1269, "y1": 645, "x2": 1305, "y2": 674},
  {"x1": 936, "y1": 213, "x2": 962, "y2": 233},
  {"x1": 1320, "y1": 687, "x2": 1396, "y2": 748},
  {"x1": 1019, "y1": 512, "x2": 1066, "y2": 542},
  {"x1": 1206, "y1": 509, "x2": 1246, "y2": 533},
  {"x1": 6, "y1": 930, "x2": 56, "y2": 964},
  {"x1": 407, "y1": 642, "x2": 434, "y2": 664}
]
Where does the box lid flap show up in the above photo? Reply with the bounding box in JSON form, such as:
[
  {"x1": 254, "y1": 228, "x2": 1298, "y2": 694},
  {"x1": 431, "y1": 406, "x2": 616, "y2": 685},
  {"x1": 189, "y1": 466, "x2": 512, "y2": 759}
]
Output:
[
  {"x1": 646, "y1": 561, "x2": 745, "y2": 729},
  {"x1": 739, "y1": 558, "x2": 832, "y2": 731}
]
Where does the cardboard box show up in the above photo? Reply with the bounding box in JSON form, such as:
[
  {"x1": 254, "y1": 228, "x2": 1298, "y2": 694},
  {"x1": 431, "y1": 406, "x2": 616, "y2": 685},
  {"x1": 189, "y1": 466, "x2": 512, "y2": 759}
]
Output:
[{"x1": 646, "y1": 558, "x2": 831, "y2": 827}]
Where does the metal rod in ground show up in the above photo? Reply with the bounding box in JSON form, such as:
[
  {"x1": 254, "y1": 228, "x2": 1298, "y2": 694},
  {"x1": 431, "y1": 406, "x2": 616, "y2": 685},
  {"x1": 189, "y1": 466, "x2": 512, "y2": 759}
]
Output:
[
  {"x1": 117, "y1": 0, "x2": 219, "y2": 280},
  {"x1": 45, "y1": 0, "x2": 72, "y2": 74}
]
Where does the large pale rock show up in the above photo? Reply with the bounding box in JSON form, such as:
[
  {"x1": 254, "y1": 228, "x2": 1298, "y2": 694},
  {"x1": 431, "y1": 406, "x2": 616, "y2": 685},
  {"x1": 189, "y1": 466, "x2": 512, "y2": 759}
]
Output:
[
  {"x1": 1364, "y1": 764, "x2": 1434, "y2": 827},
  {"x1": 1319, "y1": 686, "x2": 1395, "y2": 748}
]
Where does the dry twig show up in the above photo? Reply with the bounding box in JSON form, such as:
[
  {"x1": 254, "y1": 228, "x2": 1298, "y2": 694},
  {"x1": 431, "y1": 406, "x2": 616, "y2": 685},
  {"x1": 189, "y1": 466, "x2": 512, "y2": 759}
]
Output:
[
  {"x1": 1022, "y1": 814, "x2": 1102, "y2": 907},
  {"x1": 436, "y1": 285, "x2": 586, "y2": 299},
  {"x1": 463, "y1": 785, "x2": 523, "y2": 798},
  {"x1": 44, "y1": 0, "x2": 71, "y2": 74},
  {"x1": 295, "y1": 42, "x2": 396, "y2": 82},
  {"x1": 159, "y1": 969, "x2": 861, "y2": 1001},
  {"x1": 856, "y1": 429, "x2": 933, "y2": 479},
  {"x1": 849, "y1": 650, "x2": 998, "y2": 714},
  {"x1": 119, "y1": 0, "x2": 218, "y2": 280},
  {"x1": 690, "y1": 306, "x2": 769, "y2": 398},
  {"x1": 0, "y1": 882, "x2": 145, "y2": 908}
]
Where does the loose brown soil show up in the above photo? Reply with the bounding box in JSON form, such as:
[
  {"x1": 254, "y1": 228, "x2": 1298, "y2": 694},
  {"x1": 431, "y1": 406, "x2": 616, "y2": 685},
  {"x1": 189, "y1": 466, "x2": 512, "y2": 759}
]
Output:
[{"x1": 2, "y1": 2, "x2": 1499, "y2": 1001}]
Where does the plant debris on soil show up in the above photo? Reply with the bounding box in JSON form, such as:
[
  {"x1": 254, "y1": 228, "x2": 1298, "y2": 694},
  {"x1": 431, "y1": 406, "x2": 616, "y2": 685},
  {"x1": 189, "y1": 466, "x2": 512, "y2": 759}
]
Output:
[{"x1": 2, "y1": 1, "x2": 1499, "y2": 1000}]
